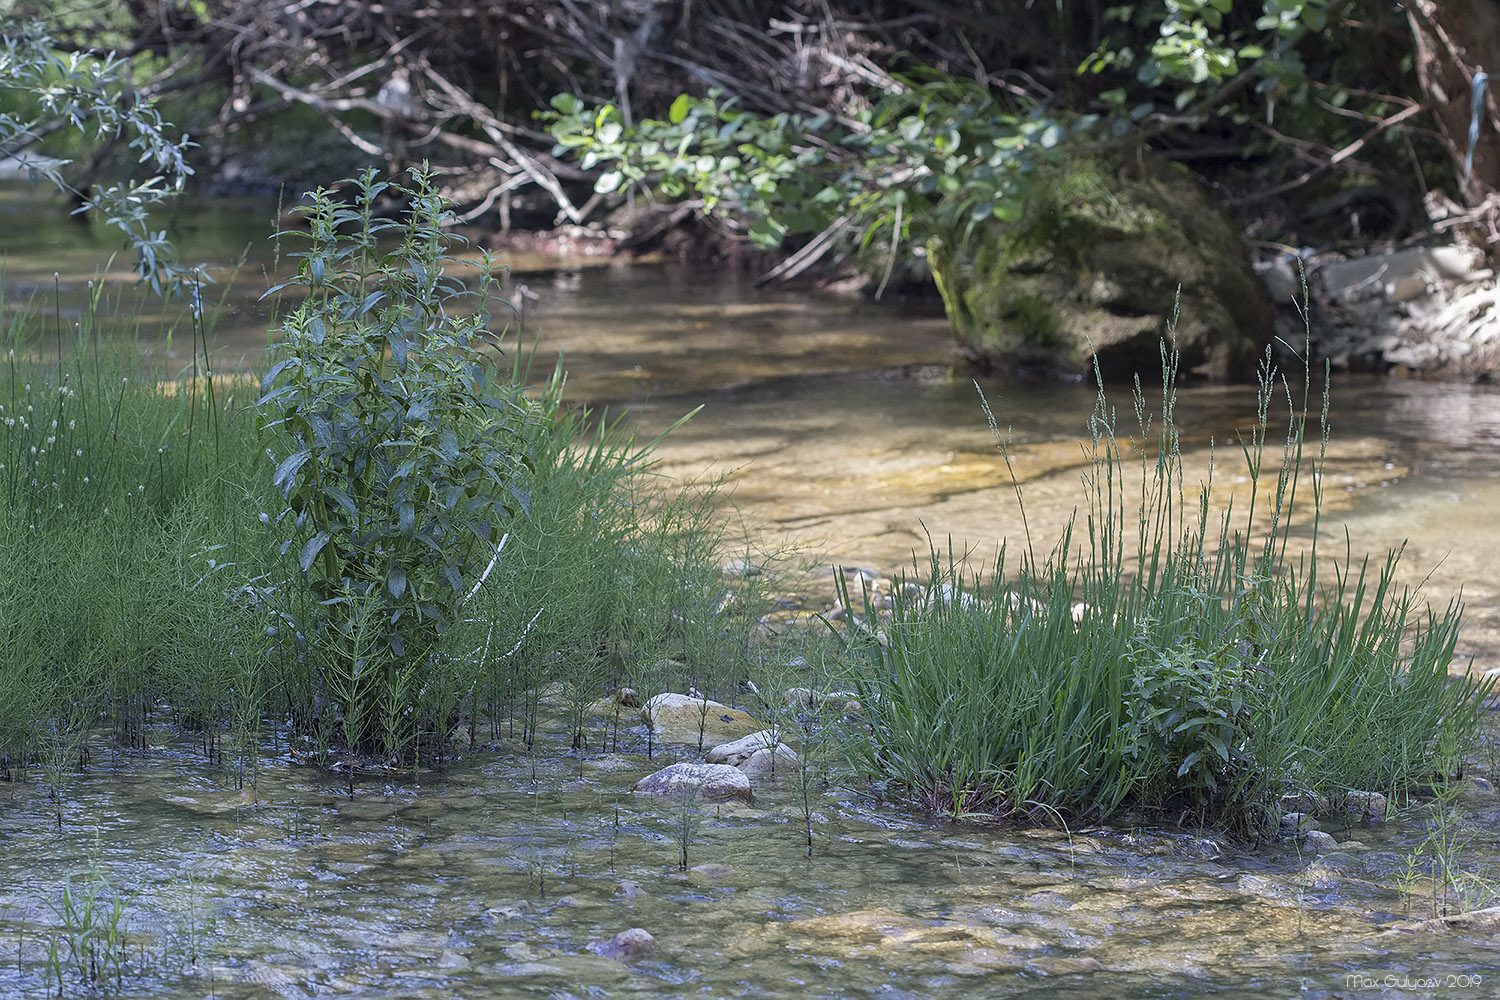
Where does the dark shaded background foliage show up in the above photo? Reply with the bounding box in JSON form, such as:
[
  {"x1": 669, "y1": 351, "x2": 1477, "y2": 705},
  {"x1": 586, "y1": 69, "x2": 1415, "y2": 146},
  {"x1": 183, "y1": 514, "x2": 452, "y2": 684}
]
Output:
[{"x1": 13, "y1": 1, "x2": 1498, "y2": 256}]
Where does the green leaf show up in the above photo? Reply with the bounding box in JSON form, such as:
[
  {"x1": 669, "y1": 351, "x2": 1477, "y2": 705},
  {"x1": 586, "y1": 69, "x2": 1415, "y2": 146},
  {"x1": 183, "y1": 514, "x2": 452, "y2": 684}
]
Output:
[
  {"x1": 549, "y1": 92, "x2": 583, "y2": 115},
  {"x1": 994, "y1": 200, "x2": 1023, "y2": 223},
  {"x1": 595, "y1": 169, "x2": 624, "y2": 194},
  {"x1": 747, "y1": 216, "x2": 786, "y2": 248},
  {"x1": 260, "y1": 357, "x2": 298, "y2": 395},
  {"x1": 298, "y1": 532, "x2": 330, "y2": 573},
  {"x1": 325, "y1": 486, "x2": 357, "y2": 519},
  {"x1": 272, "y1": 450, "x2": 312, "y2": 493},
  {"x1": 669, "y1": 93, "x2": 691, "y2": 125},
  {"x1": 358, "y1": 290, "x2": 386, "y2": 316},
  {"x1": 596, "y1": 120, "x2": 623, "y2": 145}
]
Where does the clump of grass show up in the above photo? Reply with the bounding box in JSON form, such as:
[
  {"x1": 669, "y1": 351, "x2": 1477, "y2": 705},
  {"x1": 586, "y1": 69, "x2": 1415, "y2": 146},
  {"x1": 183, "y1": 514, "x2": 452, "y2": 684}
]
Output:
[
  {"x1": 45, "y1": 833, "x2": 134, "y2": 993},
  {"x1": 0, "y1": 284, "x2": 279, "y2": 795},
  {"x1": 461, "y1": 372, "x2": 771, "y2": 755},
  {"x1": 834, "y1": 338, "x2": 1493, "y2": 835}
]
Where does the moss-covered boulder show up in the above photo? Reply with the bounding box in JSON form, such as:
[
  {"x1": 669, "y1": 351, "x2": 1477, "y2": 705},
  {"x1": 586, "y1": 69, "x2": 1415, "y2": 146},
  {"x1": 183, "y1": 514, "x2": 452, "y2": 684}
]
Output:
[{"x1": 928, "y1": 151, "x2": 1272, "y2": 380}]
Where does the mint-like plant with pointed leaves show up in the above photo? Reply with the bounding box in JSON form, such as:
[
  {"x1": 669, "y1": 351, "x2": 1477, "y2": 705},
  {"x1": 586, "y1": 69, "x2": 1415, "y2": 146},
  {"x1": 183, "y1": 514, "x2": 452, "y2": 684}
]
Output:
[{"x1": 259, "y1": 165, "x2": 534, "y2": 761}]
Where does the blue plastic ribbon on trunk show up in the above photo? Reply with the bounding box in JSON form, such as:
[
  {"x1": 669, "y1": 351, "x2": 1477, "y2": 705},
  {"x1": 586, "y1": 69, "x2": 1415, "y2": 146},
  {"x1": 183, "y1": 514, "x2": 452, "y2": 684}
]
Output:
[{"x1": 1465, "y1": 70, "x2": 1489, "y2": 181}]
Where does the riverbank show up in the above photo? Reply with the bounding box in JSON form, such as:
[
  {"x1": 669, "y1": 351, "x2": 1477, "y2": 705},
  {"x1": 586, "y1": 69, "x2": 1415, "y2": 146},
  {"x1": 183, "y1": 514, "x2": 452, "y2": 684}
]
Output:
[{"x1": 1259, "y1": 242, "x2": 1500, "y2": 380}]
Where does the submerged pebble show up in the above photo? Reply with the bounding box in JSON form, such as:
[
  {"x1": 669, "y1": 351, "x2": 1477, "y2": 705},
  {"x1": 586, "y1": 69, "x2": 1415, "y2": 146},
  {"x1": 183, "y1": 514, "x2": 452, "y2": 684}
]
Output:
[{"x1": 591, "y1": 927, "x2": 656, "y2": 961}]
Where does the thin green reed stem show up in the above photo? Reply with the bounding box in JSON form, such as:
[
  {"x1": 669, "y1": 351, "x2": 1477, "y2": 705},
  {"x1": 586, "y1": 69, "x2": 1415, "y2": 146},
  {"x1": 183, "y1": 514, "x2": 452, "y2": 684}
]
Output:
[
  {"x1": 53, "y1": 272, "x2": 62, "y2": 383},
  {"x1": 196, "y1": 272, "x2": 221, "y2": 463},
  {"x1": 185, "y1": 287, "x2": 200, "y2": 485},
  {"x1": 5, "y1": 346, "x2": 15, "y2": 506}
]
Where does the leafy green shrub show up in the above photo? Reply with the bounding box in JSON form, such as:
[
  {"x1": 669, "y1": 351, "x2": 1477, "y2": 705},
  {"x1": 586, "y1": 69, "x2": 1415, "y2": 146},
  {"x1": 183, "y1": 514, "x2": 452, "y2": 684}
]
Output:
[
  {"x1": 543, "y1": 77, "x2": 1096, "y2": 273},
  {"x1": 258, "y1": 166, "x2": 537, "y2": 764},
  {"x1": 1, "y1": 21, "x2": 195, "y2": 297},
  {"x1": 1122, "y1": 616, "x2": 1257, "y2": 806}
]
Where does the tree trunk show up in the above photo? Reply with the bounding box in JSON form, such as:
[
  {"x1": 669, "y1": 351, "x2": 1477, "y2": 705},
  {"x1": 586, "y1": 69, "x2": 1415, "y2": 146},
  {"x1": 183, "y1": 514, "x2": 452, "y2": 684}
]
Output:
[{"x1": 1405, "y1": 0, "x2": 1500, "y2": 209}]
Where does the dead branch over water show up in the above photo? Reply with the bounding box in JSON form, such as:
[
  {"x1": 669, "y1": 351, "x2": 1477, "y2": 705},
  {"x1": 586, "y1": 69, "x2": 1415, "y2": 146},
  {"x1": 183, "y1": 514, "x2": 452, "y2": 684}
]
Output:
[{"x1": 52, "y1": 2, "x2": 1070, "y2": 225}]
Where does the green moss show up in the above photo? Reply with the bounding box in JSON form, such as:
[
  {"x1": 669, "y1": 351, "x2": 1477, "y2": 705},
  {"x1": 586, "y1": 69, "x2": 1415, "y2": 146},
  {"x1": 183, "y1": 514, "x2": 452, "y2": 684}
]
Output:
[{"x1": 928, "y1": 150, "x2": 1270, "y2": 378}]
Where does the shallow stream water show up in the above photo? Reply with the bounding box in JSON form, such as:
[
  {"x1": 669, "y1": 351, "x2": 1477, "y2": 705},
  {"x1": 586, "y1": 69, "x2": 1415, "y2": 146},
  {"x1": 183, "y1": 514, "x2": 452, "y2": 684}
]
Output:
[
  {"x1": 3, "y1": 726, "x2": 1499, "y2": 999},
  {"x1": 3, "y1": 189, "x2": 1500, "y2": 997}
]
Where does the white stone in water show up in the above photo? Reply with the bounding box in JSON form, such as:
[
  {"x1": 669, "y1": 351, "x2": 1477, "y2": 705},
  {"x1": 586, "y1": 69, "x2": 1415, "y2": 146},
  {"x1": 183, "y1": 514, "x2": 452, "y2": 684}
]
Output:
[
  {"x1": 1343, "y1": 790, "x2": 1387, "y2": 817},
  {"x1": 903, "y1": 582, "x2": 979, "y2": 610},
  {"x1": 1280, "y1": 791, "x2": 1321, "y2": 814},
  {"x1": 705, "y1": 730, "x2": 787, "y2": 765},
  {"x1": 738, "y1": 744, "x2": 799, "y2": 782},
  {"x1": 630, "y1": 762, "x2": 752, "y2": 803},
  {"x1": 640, "y1": 692, "x2": 763, "y2": 748},
  {"x1": 1280, "y1": 811, "x2": 1316, "y2": 834},
  {"x1": 722, "y1": 558, "x2": 761, "y2": 578},
  {"x1": 783, "y1": 687, "x2": 818, "y2": 710}
]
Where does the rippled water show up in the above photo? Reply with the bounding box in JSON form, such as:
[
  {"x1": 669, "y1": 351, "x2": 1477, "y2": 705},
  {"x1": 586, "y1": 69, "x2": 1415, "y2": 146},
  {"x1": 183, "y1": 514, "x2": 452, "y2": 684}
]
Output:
[
  {"x1": 3, "y1": 727, "x2": 1498, "y2": 999},
  {"x1": 4, "y1": 189, "x2": 1500, "y2": 997}
]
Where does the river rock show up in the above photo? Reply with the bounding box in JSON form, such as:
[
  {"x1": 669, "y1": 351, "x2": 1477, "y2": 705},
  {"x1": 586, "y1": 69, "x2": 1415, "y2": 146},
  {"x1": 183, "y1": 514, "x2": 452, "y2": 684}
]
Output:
[
  {"x1": 705, "y1": 730, "x2": 786, "y2": 765},
  {"x1": 903, "y1": 581, "x2": 980, "y2": 611},
  {"x1": 689, "y1": 862, "x2": 738, "y2": 884},
  {"x1": 590, "y1": 927, "x2": 656, "y2": 961},
  {"x1": 483, "y1": 901, "x2": 533, "y2": 921},
  {"x1": 1301, "y1": 829, "x2": 1339, "y2": 852},
  {"x1": 779, "y1": 687, "x2": 862, "y2": 717},
  {"x1": 739, "y1": 745, "x2": 799, "y2": 782},
  {"x1": 587, "y1": 686, "x2": 643, "y2": 719},
  {"x1": 722, "y1": 558, "x2": 761, "y2": 578},
  {"x1": 783, "y1": 687, "x2": 818, "y2": 711},
  {"x1": 1280, "y1": 811, "x2": 1317, "y2": 835},
  {"x1": 1342, "y1": 790, "x2": 1388, "y2": 817},
  {"x1": 928, "y1": 150, "x2": 1271, "y2": 380},
  {"x1": 641, "y1": 692, "x2": 763, "y2": 748},
  {"x1": 630, "y1": 762, "x2": 753, "y2": 803},
  {"x1": 1279, "y1": 791, "x2": 1322, "y2": 814}
]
